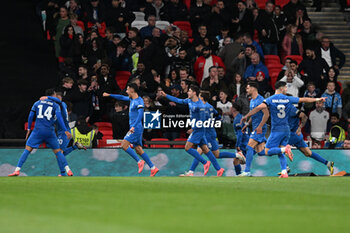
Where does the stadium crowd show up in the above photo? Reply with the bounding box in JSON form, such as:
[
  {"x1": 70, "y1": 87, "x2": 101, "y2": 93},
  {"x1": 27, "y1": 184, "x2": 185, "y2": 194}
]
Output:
[{"x1": 36, "y1": 0, "x2": 350, "y2": 148}]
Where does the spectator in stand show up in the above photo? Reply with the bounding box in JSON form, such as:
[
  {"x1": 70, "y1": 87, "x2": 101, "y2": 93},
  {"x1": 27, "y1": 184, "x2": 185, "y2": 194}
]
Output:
[
  {"x1": 86, "y1": 0, "x2": 106, "y2": 28},
  {"x1": 216, "y1": 90, "x2": 232, "y2": 123},
  {"x1": 283, "y1": 0, "x2": 308, "y2": 24},
  {"x1": 88, "y1": 75, "x2": 104, "y2": 122},
  {"x1": 242, "y1": 33, "x2": 264, "y2": 60},
  {"x1": 244, "y1": 53, "x2": 269, "y2": 81},
  {"x1": 60, "y1": 25, "x2": 82, "y2": 65},
  {"x1": 52, "y1": 6, "x2": 70, "y2": 58},
  {"x1": 288, "y1": 6, "x2": 308, "y2": 29},
  {"x1": 298, "y1": 47, "x2": 329, "y2": 88},
  {"x1": 180, "y1": 79, "x2": 190, "y2": 94},
  {"x1": 167, "y1": 0, "x2": 189, "y2": 22},
  {"x1": 316, "y1": 37, "x2": 346, "y2": 70},
  {"x1": 208, "y1": 0, "x2": 232, "y2": 36},
  {"x1": 168, "y1": 69, "x2": 180, "y2": 86},
  {"x1": 68, "y1": 13, "x2": 83, "y2": 35},
  {"x1": 139, "y1": 15, "x2": 156, "y2": 39},
  {"x1": 121, "y1": 27, "x2": 140, "y2": 47},
  {"x1": 321, "y1": 81, "x2": 342, "y2": 116},
  {"x1": 302, "y1": 82, "x2": 321, "y2": 114},
  {"x1": 83, "y1": 37, "x2": 106, "y2": 72},
  {"x1": 106, "y1": 0, "x2": 135, "y2": 37},
  {"x1": 110, "y1": 101, "x2": 129, "y2": 139},
  {"x1": 192, "y1": 25, "x2": 219, "y2": 53},
  {"x1": 281, "y1": 24, "x2": 303, "y2": 61},
  {"x1": 309, "y1": 100, "x2": 329, "y2": 142},
  {"x1": 255, "y1": 1, "x2": 279, "y2": 55},
  {"x1": 232, "y1": 1, "x2": 254, "y2": 36},
  {"x1": 246, "y1": 0, "x2": 257, "y2": 9},
  {"x1": 189, "y1": 0, "x2": 211, "y2": 34},
  {"x1": 218, "y1": 34, "x2": 244, "y2": 75},
  {"x1": 321, "y1": 67, "x2": 341, "y2": 93},
  {"x1": 256, "y1": 71, "x2": 273, "y2": 98},
  {"x1": 179, "y1": 67, "x2": 190, "y2": 80},
  {"x1": 228, "y1": 73, "x2": 246, "y2": 101},
  {"x1": 144, "y1": 0, "x2": 169, "y2": 21},
  {"x1": 201, "y1": 66, "x2": 225, "y2": 101},
  {"x1": 342, "y1": 81, "x2": 350, "y2": 106},
  {"x1": 343, "y1": 137, "x2": 350, "y2": 149},
  {"x1": 280, "y1": 69, "x2": 304, "y2": 97},
  {"x1": 57, "y1": 77, "x2": 74, "y2": 102},
  {"x1": 299, "y1": 18, "x2": 317, "y2": 50},
  {"x1": 278, "y1": 57, "x2": 292, "y2": 80},
  {"x1": 325, "y1": 113, "x2": 346, "y2": 149},
  {"x1": 98, "y1": 64, "x2": 120, "y2": 94},
  {"x1": 70, "y1": 79, "x2": 93, "y2": 122},
  {"x1": 170, "y1": 48, "x2": 193, "y2": 75},
  {"x1": 67, "y1": 0, "x2": 83, "y2": 19},
  {"x1": 273, "y1": 5, "x2": 287, "y2": 42},
  {"x1": 231, "y1": 45, "x2": 255, "y2": 77},
  {"x1": 77, "y1": 65, "x2": 89, "y2": 81},
  {"x1": 179, "y1": 31, "x2": 192, "y2": 51},
  {"x1": 342, "y1": 101, "x2": 350, "y2": 131},
  {"x1": 194, "y1": 46, "x2": 225, "y2": 85},
  {"x1": 110, "y1": 42, "x2": 133, "y2": 72},
  {"x1": 216, "y1": 27, "x2": 230, "y2": 49}
]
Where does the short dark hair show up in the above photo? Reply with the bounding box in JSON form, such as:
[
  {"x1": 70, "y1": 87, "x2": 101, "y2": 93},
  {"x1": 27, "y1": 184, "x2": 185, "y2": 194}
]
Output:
[
  {"x1": 290, "y1": 60, "x2": 298, "y2": 65},
  {"x1": 231, "y1": 102, "x2": 241, "y2": 112},
  {"x1": 127, "y1": 83, "x2": 139, "y2": 92},
  {"x1": 247, "y1": 81, "x2": 258, "y2": 90},
  {"x1": 243, "y1": 32, "x2": 252, "y2": 40},
  {"x1": 331, "y1": 113, "x2": 340, "y2": 119},
  {"x1": 199, "y1": 91, "x2": 210, "y2": 102},
  {"x1": 208, "y1": 66, "x2": 217, "y2": 72},
  {"x1": 55, "y1": 91, "x2": 63, "y2": 97},
  {"x1": 77, "y1": 79, "x2": 89, "y2": 86},
  {"x1": 189, "y1": 84, "x2": 200, "y2": 96},
  {"x1": 245, "y1": 45, "x2": 256, "y2": 51},
  {"x1": 45, "y1": 88, "x2": 55, "y2": 96},
  {"x1": 275, "y1": 81, "x2": 287, "y2": 89}
]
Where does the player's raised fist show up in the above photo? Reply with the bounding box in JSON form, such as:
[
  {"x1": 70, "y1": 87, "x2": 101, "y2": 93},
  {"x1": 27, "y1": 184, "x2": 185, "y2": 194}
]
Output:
[
  {"x1": 160, "y1": 91, "x2": 166, "y2": 97},
  {"x1": 103, "y1": 92, "x2": 110, "y2": 97}
]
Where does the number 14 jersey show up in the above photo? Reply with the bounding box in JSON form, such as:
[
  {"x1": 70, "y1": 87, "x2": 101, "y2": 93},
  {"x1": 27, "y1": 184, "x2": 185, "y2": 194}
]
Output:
[{"x1": 263, "y1": 94, "x2": 299, "y2": 132}]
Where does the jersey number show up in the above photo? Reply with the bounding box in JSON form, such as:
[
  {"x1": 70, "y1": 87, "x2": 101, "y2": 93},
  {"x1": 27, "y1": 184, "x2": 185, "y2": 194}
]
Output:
[
  {"x1": 37, "y1": 105, "x2": 53, "y2": 120},
  {"x1": 277, "y1": 105, "x2": 286, "y2": 118}
]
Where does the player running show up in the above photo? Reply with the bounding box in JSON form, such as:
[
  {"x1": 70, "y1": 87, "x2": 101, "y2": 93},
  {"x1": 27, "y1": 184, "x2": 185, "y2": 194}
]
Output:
[
  {"x1": 288, "y1": 103, "x2": 334, "y2": 174},
  {"x1": 179, "y1": 91, "x2": 245, "y2": 176},
  {"x1": 42, "y1": 92, "x2": 86, "y2": 176},
  {"x1": 160, "y1": 85, "x2": 224, "y2": 176},
  {"x1": 238, "y1": 82, "x2": 269, "y2": 177},
  {"x1": 241, "y1": 81, "x2": 327, "y2": 178},
  {"x1": 103, "y1": 83, "x2": 159, "y2": 176},
  {"x1": 9, "y1": 89, "x2": 74, "y2": 176}
]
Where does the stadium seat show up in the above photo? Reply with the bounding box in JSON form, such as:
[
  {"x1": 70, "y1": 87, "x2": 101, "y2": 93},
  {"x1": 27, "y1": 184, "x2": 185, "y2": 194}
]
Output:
[
  {"x1": 267, "y1": 63, "x2": 283, "y2": 70},
  {"x1": 173, "y1": 138, "x2": 187, "y2": 148},
  {"x1": 156, "y1": 21, "x2": 170, "y2": 30},
  {"x1": 115, "y1": 71, "x2": 131, "y2": 90},
  {"x1": 284, "y1": 55, "x2": 303, "y2": 64},
  {"x1": 95, "y1": 122, "x2": 112, "y2": 131},
  {"x1": 265, "y1": 55, "x2": 281, "y2": 64},
  {"x1": 173, "y1": 21, "x2": 192, "y2": 38},
  {"x1": 150, "y1": 138, "x2": 170, "y2": 148},
  {"x1": 270, "y1": 71, "x2": 280, "y2": 89},
  {"x1": 133, "y1": 11, "x2": 145, "y2": 21},
  {"x1": 275, "y1": 0, "x2": 289, "y2": 8},
  {"x1": 253, "y1": 29, "x2": 259, "y2": 43},
  {"x1": 76, "y1": 20, "x2": 85, "y2": 31},
  {"x1": 97, "y1": 139, "x2": 122, "y2": 148},
  {"x1": 183, "y1": 0, "x2": 191, "y2": 9},
  {"x1": 256, "y1": 0, "x2": 268, "y2": 9},
  {"x1": 338, "y1": 81, "x2": 343, "y2": 94},
  {"x1": 131, "y1": 20, "x2": 148, "y2": 30}
]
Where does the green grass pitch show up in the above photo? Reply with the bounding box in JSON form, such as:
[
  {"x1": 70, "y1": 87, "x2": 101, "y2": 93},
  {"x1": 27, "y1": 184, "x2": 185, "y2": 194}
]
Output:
[{"x1": 0, "y1": 177, "x2": 349, "y2": 233}]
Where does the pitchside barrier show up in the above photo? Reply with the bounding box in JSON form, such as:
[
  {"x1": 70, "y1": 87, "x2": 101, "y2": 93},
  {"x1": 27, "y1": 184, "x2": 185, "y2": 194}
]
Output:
[{"x1": 0, "y1": 149, "x2": 349, "y2": 176}]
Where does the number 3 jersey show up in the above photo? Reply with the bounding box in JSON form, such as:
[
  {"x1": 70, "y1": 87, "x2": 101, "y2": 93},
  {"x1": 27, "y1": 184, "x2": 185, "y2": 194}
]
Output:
[
  {"x1": 263, "y1": 94, "x2": 299, "y2": 132},
  {"x1": 31, "y1": 100, "x2": 61, "y2": 132}
]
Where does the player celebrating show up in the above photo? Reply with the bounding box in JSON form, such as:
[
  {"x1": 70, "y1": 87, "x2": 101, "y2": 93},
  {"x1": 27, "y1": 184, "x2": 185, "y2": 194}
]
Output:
[
  {"x1": 9, "y1": 89, "x2": 74, "y2": 176},
  {"x1": 103, "y1": 83, "x2": 159, "y2": 176},
  {"x1": 288, "y1": 103, "x2": 334, "y2": 174},
  {"x1": 180, "y1": 91, "x2": 245, "y2": 176},
  {"x1": 43, "y1": 92, "x2": 86, "y2": 176},
  {"x1": 241, "y1": 81, "x2": 327, "y2": 178},
  {"x1": 160, "y1": 85, "x2": 225, "y2": 176},
  {"x1": 239, "y1": 82, "x2": 269, "y2": 177},
  {"x1": 232, "y1": 103, "x2": 250, "y2": 175}
]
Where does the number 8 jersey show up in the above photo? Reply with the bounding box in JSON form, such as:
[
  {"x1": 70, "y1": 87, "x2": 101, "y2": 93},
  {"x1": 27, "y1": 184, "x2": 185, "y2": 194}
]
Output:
[
  {"x1": 31, "y1": 100, "x2": 61, "y2": 132},
  {"x1": 263, "y1": 94, "x2": 299, "y2": 132}
]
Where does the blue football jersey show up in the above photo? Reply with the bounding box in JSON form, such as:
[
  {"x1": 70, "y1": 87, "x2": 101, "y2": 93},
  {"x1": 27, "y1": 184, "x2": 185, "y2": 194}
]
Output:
[
  {"x1": 288, "y1": 105, "x2": 300, "y2": 133},
  {"x1": 264, "y1": 94, "x2": 299, "y2": 132},
  {"x1": 31, "y1": 100, "x2": 61, "y2": 132},
  {"x1": 250, "y1": 94, "x2": 267, "y2": 131},
  {"x1": 233, "y1": 113, "x2": 250, "y2": 148},
  {"x1": 56, "y1": 101, "x2": 70, "y2": 134},
  {"x1": 204, "y1": 102, "x2": 218, "y2": 137},
  {"x1": 129, "y1": 97, "x2": 144, "y2": 130}
]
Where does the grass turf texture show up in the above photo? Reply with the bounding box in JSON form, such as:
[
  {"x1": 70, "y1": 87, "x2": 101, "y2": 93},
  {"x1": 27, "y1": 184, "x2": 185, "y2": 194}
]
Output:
[{"x1": 0, "y1": 177, "x2": 349, "y2": 233}]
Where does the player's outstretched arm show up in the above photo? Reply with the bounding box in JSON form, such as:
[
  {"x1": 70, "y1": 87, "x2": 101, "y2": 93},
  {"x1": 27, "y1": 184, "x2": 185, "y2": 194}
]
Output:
[
  {"x1": 299, "y1": 97, "x2": 326, "y2": 103},
  {"x1": 103, "y1": 92, "x2": 130, "y2": 102},
  {"x1": 242, "y1": 103, "x2": 267, "y2": 123},
  {"x1": 161, "y1": 91, "x2": 188, "y2": 105}
]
